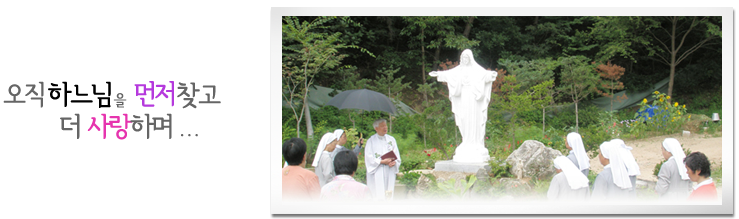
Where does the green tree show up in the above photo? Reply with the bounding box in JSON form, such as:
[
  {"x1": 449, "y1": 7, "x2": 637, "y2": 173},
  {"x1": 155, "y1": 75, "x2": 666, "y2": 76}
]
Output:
[
  {"x1": 282, "y1": 16, "x2": 374, "y2": 138},
  {"x1": 494, "y1": 75, "x2": 554, "y2": 149},
  {"x1": 557, "y1": 56, "x2": 599, "y2": 132},
  {"x1": 497, "y1": 58, "x2": 559, "y2": 92},
  {"x1": 369, "y1": 65, "x2": 412, "y2": 133},
  {"x1": 639, "y1": 16, "x2": 721, "y2": 98}
]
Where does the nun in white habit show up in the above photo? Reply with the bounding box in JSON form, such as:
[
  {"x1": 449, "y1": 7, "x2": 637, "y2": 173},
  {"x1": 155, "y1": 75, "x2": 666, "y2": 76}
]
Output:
[
  {"x1": 313, "y1": 132, "x2": 338, "y2": 187},
  {"x1": 565, "y1": 132, "x2": 590, "y2": 177},
  {"x1": 330, "y1": 129, "x2": 363, "y2": 160},
  {"x1": 591, "y1": 141, "x2": 632, "y2": 201},
  {"x1": 611, "y1": 139, "x2": 641, "y2": 197},
  {"x1": 655, "y1": 138, "x2": 693, "y2": 199},
  {"x1": 547, "y1": 156, "x2": 591, "y2": 201}
]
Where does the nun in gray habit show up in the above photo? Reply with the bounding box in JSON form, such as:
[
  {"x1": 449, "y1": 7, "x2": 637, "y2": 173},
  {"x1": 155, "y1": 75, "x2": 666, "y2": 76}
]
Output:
[
  {"x1": 547, "y1": 156, "x2": 591, "y2": 201},
  {"x1": 611, "y1": 139, "x2": 641, "y2": 198},
  {"x1": 565, "y1": 132, "x2": 590, "y2": 177},
  {"x1": 655, "y1": 138, "x2": 692, "y2": 200},
  {"x1": 591, "y1": 141, "x2": 633, "y2": 201}
]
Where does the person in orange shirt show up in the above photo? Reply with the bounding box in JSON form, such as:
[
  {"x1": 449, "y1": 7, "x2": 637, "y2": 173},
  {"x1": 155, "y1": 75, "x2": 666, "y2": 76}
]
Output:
[
  {"x1": 684, "y1": 151, "x2": 718, "y2": 201},
  {"x1": 282, "y1": 138, "x2": 321, "y2": 200}
]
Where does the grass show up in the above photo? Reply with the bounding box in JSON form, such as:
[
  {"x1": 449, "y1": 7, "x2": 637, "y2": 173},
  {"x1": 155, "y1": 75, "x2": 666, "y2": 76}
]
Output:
[{"x1": 712, "y1": 162, "x2": 722, "y2": 186}]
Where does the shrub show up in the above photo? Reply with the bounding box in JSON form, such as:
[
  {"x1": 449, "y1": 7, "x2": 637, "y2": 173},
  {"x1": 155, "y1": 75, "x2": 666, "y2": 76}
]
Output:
[
  {"x1": 631, "y1": 91, "x2": 689, "y2": 138},
  {"x1": 399, "y1": 171, "x2": 422, "y2": 192}
]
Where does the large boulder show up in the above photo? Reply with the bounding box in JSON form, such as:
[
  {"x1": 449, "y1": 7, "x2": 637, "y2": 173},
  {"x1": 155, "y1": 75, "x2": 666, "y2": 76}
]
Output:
[{"x1": 505, "y1": 140, "x2": 563, "y2": 179}]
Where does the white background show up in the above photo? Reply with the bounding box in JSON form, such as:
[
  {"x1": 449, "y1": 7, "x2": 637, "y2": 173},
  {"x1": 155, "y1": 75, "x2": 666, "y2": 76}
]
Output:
[
  {"x1": 0, "y1": 1, "x2": 250, "y2": 218},
  {"x1": 0, "y1": 1, "x2": 734, "y2": 218}
]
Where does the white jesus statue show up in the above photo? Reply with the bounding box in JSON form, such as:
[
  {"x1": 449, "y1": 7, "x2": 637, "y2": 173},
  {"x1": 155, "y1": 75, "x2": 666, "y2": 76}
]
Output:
[{"x1": 429, "y1": 49, "x2": 497, "y2": 163}]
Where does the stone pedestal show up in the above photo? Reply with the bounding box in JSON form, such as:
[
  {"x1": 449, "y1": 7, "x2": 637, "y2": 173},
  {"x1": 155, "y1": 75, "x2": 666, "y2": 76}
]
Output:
[
  {"x1": 451, "y1": 142, "x2": 490, "y2": 163},
  {"x1": 434, "y1": 160, "x2": 491, "y2": 174}
]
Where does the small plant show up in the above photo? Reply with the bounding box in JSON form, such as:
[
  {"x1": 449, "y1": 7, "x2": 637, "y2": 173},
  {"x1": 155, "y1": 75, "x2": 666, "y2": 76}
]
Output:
[
  {"x1": 712, "y1": 162, "x2": 722, "y2": 186},
  {"x1": 437, "y1": 175, "x2": 478, "y2": 198},
  {"x1": 399, "y1": 171, "x2": 422, "y2": 192},
  {"x1": 631, "y1": 91, "x2": 689, "y2": 138}
]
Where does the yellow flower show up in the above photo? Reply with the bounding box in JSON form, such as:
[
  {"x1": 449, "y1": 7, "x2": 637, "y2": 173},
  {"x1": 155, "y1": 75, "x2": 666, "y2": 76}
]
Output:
[
  {"x1": 666, "y1": 96, "x2": 671, "y2": 100},
  {"x1": 688, "y1": 115, "x2": 691, "y2": 119},
  {"x1": 660, "y1": 98, "x2": 664, "y2": 102},
  {"x1": 642, "y1": 98, "x2": 647, "y2": 104},
  {"x1": 683, "y1": 105, "x2": 686, "y2": 109},
  {"x1": 654, "y1": 91, "x2": 659, "y2": 94},
  {"x1": 674, "y1": 102, "x2": 679, "y2": 107},
  {"x1": 678, "y1": 111, "x2": 681, "y2": 115}
]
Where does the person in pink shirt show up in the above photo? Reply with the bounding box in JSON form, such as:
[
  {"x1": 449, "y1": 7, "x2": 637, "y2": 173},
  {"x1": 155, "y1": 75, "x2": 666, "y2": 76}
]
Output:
[
  {"x1": 320, "y1": 150, "x2": 372, "y2": 201},
  {"x1": 684, "y1": 151, "x2": 718, "y2": 201},
  {"x1": 282, "y1": 138, "x2": 321, "y2": 201}
]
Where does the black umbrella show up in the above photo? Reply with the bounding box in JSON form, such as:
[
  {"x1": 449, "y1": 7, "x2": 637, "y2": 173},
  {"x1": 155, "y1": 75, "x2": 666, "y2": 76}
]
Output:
[{"x1": 326, "y1": 89, "x2": 398, "y2": 115}]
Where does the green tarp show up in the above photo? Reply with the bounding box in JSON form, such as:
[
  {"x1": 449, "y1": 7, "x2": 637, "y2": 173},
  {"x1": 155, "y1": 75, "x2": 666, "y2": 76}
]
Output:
[
  {"x1": 282, "y1": 85, "x2": 419, "y2": 116},
  {"x1": 589, "y1": 76, "x2": 670, "y2": 111}
]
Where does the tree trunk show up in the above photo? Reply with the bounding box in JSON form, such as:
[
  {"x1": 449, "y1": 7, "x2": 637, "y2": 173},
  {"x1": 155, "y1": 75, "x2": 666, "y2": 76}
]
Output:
[
  {"x1": 575, "y1": 101, "x2": 579, "y2": 133},
  {"x1": 667, "y1": 17, "x2": 677, "y2": 99},
  {"x1": 388, "y1": 113, "x2": 393, "y2": 134},
  {"x1": 421, "y1": 27, "x2": 428, "y2": 104},
  {"x1": 305, "y1": 101, "x2": 314, "y2": 138},
  {"x1": 296, "y1": 117, "x2": 301, "y2": 138},
  {"x1": 385, "y1": 17, "x2": 395, "y2": 42},
  {"x1": 542, "y1": 108, "x2": 546, "y2": 136},
  {"x1": 463, "y1": 16, "x2": 474, "y2": 38},
  {"x1": 511, "y1": 113, "x2": 516, "y2": 150},
  {"x1": 434, "y1": 35, "x2": 442, "y2": 71}
]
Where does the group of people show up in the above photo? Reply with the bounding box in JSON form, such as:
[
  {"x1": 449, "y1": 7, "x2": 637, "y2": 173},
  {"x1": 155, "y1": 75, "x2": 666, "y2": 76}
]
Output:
[
  {"x1": 283, "y1": 121, "x2": 717, "y2": 202},
  {"x1": 281, "y1": 119, "x2": 402, "y2": 201},
  {"x1": 547, "y1": 132, "x2": 718, "y2": 202}
]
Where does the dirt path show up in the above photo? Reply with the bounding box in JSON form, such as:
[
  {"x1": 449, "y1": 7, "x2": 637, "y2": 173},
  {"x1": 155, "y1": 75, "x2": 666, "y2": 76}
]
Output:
[{"x1": 587, "y1": 133, "x2": 722, "y2": 182}]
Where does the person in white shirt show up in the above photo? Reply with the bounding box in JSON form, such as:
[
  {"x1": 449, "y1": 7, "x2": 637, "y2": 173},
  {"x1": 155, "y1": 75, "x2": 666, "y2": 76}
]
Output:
[{"x1": 364, "y1": 119, "x2": 401, "y2": 200}]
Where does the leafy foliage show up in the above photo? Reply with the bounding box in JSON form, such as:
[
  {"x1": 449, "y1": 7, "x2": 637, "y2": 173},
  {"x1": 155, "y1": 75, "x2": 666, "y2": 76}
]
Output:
[
  {"x1": 595, "y1": 61, "x2": 627, "y2": 111},
  {"x1": 630, "y1": 91, "x2": 689, "y2": 138},
  {"x1": 556, "y1": 55, "x2": 600, "y2": 132}
]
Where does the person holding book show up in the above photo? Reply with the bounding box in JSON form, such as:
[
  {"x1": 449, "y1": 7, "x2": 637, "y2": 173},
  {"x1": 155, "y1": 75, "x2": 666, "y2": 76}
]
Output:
[{"x1": 364, "y1": 118, "x2": 401, "y2": 200}]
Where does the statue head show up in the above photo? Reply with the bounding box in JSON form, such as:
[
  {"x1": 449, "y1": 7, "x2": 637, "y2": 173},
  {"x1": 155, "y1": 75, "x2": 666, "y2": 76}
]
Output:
[{"x1": 460, "y1": 49, "x2": 475, "y2": 67}]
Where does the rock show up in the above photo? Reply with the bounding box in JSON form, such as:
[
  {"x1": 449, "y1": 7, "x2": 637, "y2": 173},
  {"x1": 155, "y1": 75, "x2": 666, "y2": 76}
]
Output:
[{"x1": 505, "y1": 140, "x2": 563, "y2": 179}]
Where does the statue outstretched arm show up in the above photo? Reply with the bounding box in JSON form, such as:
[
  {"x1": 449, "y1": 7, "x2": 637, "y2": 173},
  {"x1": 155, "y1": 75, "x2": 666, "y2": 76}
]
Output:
[{"x1": 429, "y1": 71, "x2": 439, "y2": 77}]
